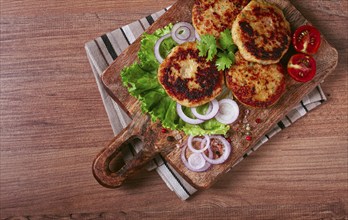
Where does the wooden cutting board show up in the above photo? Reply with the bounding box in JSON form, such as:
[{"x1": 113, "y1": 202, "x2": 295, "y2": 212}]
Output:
[{"x1": 95, "y1": 0, "x2": 338, "y2": 189}]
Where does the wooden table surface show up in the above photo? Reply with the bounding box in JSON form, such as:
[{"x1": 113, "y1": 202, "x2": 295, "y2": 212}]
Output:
[{"x1": 1, "y1": 0, "x2": 347, "y2": 219}]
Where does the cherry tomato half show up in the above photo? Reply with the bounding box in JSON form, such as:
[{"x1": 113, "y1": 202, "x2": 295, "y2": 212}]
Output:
[
  {"x1": 287, "y1": 53, "x2": 316, "y2": 82},
  {"x1": 292, "y1": 25, "x2": 321, "y2": 55}
]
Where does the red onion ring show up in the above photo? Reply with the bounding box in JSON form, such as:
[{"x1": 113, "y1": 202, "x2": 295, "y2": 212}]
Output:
[
  {"x1": 187, "y1": 135, "x2": 210, "y2": 153},
  {"x1": 176, "y1": 103, "x2": 204, "y2": 125},
  {"x1": 175, "y1": 26, "x2": 191, "y2": 40},
  {"x1": 191, "y1": 99, "x2": 219, "y2": 120},
  {"x1": 171, "y1": 22, "x2": 195, "y2": 44},
  {"x1": 181, "y1": 143, "x2": 212, "y2": 172},
  {"x1": 195, "y1": 30, "x2": 201, "y2": 41},
  {"x1": 188, "y1": 153, "x2": 205, "y2": 170},
  {"x1": 202, "y1": 136, "x2": 231, "y2": 165},
  {"x1": 215, "y1": 99, "x2": 240, "y2": 124},
  {"x1": 154, "y1": 33, "x2": 171, "y2": 63}
]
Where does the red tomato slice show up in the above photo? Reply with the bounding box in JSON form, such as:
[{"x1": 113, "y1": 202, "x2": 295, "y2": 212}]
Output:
[
  {"x1": 287, "y1": 53, "x2": 316, "y2": 82},
  {"x1": 293, "y1": 25, "x2": 321, "y2": 55}
]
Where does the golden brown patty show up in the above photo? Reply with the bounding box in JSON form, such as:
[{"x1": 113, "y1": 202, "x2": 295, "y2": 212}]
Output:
[
  {"x1": 232, "y1": 0, "x2": 291, "y2": 64},
  {"x1": 225, "y1": 52, "x2": 286, "y2": 108},
  {"x1": 192, "y1": 0, "x2": 250, "y2": 38},
  {"x1": 158, "y1": 42, "x2": 224, "y2": 107}
]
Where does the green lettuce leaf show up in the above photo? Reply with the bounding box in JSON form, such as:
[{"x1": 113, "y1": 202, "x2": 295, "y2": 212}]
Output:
[
  {"x1": 180, "y1": 105, "x2": 230, "y2": 135},
  {"x1": 138, "y1": 24, "x2": 175, "y2": 71},
  {"x1": 120, "y1": 24, "x2": 229, "y2": 136}
]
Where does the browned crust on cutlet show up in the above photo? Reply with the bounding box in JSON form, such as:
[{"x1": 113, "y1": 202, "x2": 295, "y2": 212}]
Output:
[
  {"x1": 225, "y1": 52, "x2": 286, "y2": 108},
  {"x1": 232, "y1": 0, "x2": 291, "y2": 64},
  {"x1": 158, "y1": 42, "x2": 224, "y2": 107},
  {"x1": 192, "y1": 0, "x2": 250, "y2": 38}
]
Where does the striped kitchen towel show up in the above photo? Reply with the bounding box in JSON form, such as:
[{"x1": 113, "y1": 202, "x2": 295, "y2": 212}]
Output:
[{"x1": 85, "y1": 7, "x2": 327, "y2": 200}]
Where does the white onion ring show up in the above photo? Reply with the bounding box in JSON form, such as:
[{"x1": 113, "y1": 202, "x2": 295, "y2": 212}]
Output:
[
  {"x1": 202, "y1": 136, "x2": 231, "y2": 165},
  {"x1": 154, "y1": 33, "x2": 171, "y2": 63},
  {"x1": 181, "y1": 144, "x2": 212, "y2": 172},
  {"x1": 176, "y1": 103, "x2": 204, "y2": 125},
  {"x1": 215, "y1": 99, "x2": 240, "y2": 124},
  {"x1": 187, "y1": 135, "x2": 210, "y2": 153},
  {"x1": 171, "y1": 22, "x2": 195, "y2": 44},
  {"x1": 191, "y1": 99, "x2": 219, "y2": 120}
]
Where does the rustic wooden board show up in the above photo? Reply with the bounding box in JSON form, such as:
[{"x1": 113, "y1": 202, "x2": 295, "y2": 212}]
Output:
[{"x1": 99, "y1": 0, "x2": 338, "y2": 189}]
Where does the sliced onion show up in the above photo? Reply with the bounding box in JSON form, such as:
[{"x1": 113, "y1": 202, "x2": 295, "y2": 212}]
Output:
[
  {"x1": 154, "y1": 33, "x2": 171, "y2": 63},
  {"x1": 187, "y1": 135, "x2": 210, "y2": 153},
  {"x1": 191, "y1": 99, "x2": 219, "y2": 120},
  {"x1": 175, "y1": 26, "x2": 191, "y2": 40},
  {"x1": 193, "y1": 102, "x2": 213, "y2": 116},
  {"x1": 188, "y1": 153, "x2": 205, "y2": 170},
  {"x1": 176, "y1": 103, "x2": 204, "y2": 125},
  {"x1": 215, "y1": 99, "x2": 240, "y2": 124},
  {"x1": 195, "y1": 31, "x2": 201, "y2": 41},
  {"x1": 171, "y1": 22, "x2": 195, "y2": 44},
  {"x1": 202, "y1": 136, "x2": 231, "y2": 165},
  {"x1": 181, "y1": 144, "x2": 212, "y2": 172}
]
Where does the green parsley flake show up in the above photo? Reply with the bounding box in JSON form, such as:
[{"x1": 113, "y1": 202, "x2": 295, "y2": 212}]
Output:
[
  {"x1": 219, "y1": 29, "x2": 234, "y2": 50},
  {"x1": 216, "y1": 52, "x2": 233, "y2": 71},
  {"x1": 197, "y1": 29, "x2": 237, "y2": 71}
]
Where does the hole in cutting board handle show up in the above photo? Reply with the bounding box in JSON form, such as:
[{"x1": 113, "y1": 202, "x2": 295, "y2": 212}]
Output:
[
  {"x1": 108, "y1": 138, "x2": 144, "y2": 172},
  {"x1": 93, "y1": 112, "x2": 163, "y2": 188}
]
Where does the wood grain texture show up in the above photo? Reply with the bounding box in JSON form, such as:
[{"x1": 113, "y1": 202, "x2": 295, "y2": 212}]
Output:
[
  {"x1": 100, "y1": 0, "x2": 338, "y2": 189},
  {"x1": 0, "y1": 0, "x2": 347, "y2": 219},
  {"x1": 92, "y1": 110, "x2": 182, "y2": 188}
]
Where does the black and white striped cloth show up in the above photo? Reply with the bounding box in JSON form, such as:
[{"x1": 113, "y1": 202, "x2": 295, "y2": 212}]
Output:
[{"x1": 85, "y1": 7, "x2": 327, "y2": 200}]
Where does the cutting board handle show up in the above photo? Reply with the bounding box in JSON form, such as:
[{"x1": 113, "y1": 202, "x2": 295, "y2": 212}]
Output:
[{"x1": 92, "y1": 113, "x2": 159, "y2": 188}]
